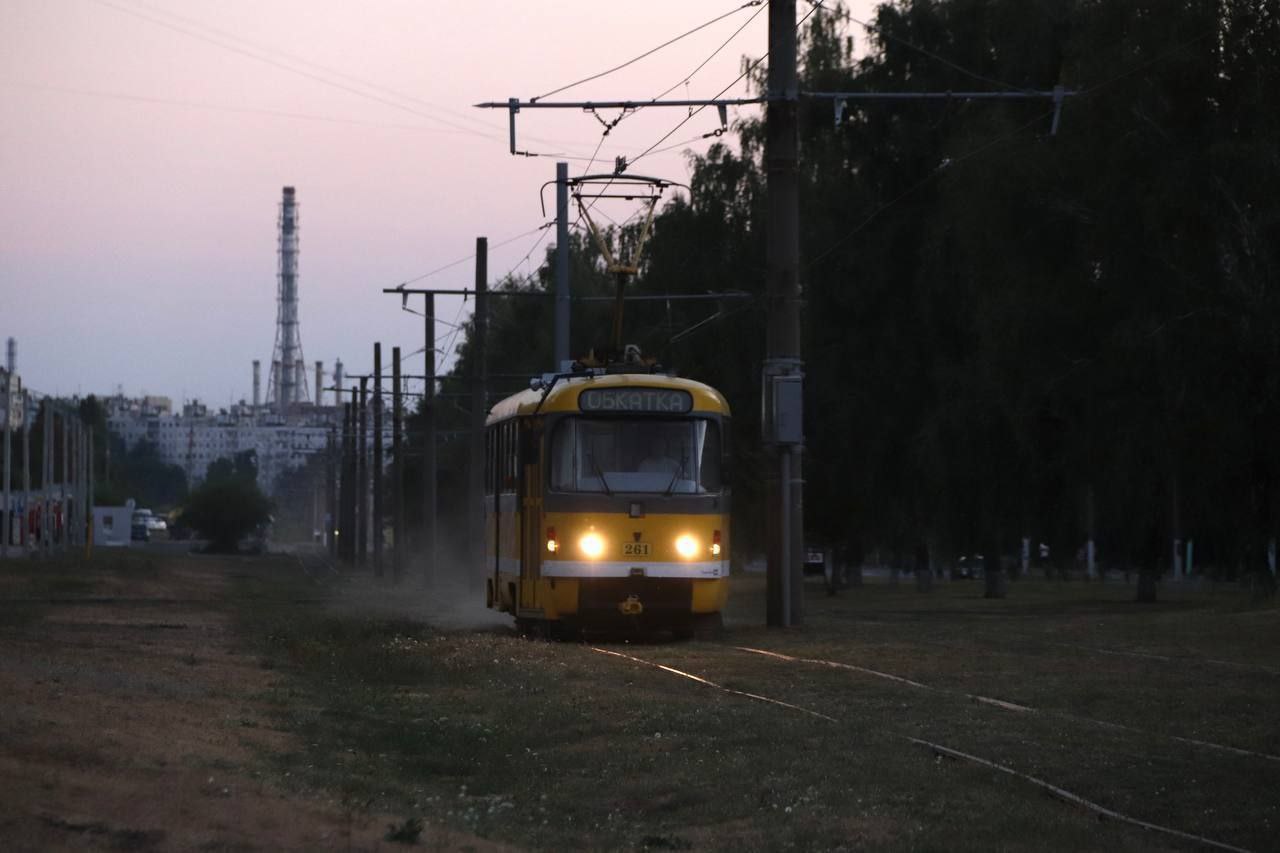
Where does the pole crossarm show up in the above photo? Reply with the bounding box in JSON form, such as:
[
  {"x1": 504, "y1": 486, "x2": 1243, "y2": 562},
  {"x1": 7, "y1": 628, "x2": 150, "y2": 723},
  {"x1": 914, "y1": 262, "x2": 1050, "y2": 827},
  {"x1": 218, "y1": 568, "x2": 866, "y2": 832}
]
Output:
[
  {"x1": 383, "y1": 287, "x2": 542, "y2": 297},
  {"x1": 474, "y1": 97, "x2": 764, "y2": 110},
  {"x1": 383, "y1": 286, "x2": 749, "y2": 302},
  {"x1": 479, "y1": 85, "x2": 1077, "y2": 156}
]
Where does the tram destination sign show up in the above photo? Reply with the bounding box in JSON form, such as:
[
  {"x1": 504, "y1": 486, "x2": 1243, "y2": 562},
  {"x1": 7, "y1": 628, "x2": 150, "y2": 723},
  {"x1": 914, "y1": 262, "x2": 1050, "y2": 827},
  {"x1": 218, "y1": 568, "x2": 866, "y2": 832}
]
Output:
[{"x1": 579, "y1": 387, "x2": 693, "y2": 414}]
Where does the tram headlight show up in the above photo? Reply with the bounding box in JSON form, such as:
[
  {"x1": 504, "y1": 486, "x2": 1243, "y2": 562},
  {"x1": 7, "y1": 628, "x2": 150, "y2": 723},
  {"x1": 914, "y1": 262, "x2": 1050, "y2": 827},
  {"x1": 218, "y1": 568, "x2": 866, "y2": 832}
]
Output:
[
  {"x1": 711, "y1": 530, "x2": 722, "y2": 557},
  {"x1": 579, "y1": 531, "x2": 605, "y2": 559},
  {"x1": 675, "y1": 534, "x2": 699, "y2": 559}
]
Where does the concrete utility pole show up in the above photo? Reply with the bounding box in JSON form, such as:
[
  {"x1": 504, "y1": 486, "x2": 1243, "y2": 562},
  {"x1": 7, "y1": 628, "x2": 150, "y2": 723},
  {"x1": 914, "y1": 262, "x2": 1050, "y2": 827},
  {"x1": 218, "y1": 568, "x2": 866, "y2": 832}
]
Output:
[
  {"x1": 60, "y1": 405, "x2": 69, "y2": 550},
  {"x1": 373, "y1": 343, "x2": 384, "y2": 578},
  {"x1": 325, "y1": 425, "x2": 337, "y2": 558},
  {"x1": 392, "y1": 346, "x2": 404, "y2": 583},
  {"x1": 69, "y1": 416, "x2": 77, "y2": 548},
  {"x1": 340, "y1": 398, "x2": 354, "y2": 561},
  {"x1": 22, "y1": 405, "x2": 30, "y2": 551},
  {"x1": 357, "y1": 377, "x2": 369, "y2": 567},
  {"x1": 423, "y1": 294, "x2": 437, "y2": 585},
  {"x1": 3, "y1": 391, "x2": 10, "y2": 559},
  {"x1": 555, "y1": 161, "x2": 571, "y2": 369},
  {"x1": 42, "y1": 401, "x2": 51, "y2": 555},
  {"x1": 764, "y1": 0, "x2": 805, "y2": 627},
  {"x1": 470, "y1": 237, "x2": 489, "y2": 577},
  {"x1": 86, "y1": 425, "x2": 94, "y2": 557}
]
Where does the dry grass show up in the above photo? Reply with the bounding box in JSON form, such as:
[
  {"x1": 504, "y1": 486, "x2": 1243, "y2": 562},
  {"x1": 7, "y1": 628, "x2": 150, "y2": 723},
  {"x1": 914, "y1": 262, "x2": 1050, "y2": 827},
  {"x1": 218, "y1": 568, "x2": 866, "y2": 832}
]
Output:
[{"x1": 3, "y1": 551, "x2": 1275, "y2": 850}]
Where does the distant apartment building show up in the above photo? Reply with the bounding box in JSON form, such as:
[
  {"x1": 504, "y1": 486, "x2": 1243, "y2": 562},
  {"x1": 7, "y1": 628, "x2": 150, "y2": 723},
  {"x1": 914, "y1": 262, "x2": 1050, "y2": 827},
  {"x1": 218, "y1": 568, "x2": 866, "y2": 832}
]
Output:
[
  {"x1": 0, "y1": 367, "x2": 24, "y2": 430},
  {"x1": 105, "y1": 396, "x2": 344, "y2": 494}
]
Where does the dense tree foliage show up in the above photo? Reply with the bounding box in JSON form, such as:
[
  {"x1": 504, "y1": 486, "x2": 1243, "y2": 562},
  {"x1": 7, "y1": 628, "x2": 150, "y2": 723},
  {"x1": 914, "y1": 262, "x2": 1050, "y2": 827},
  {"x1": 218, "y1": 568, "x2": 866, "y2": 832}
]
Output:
[
  {"x1": 413, "y1": 0, "x2": 1279, "y2": 581},
  {"x1": 181, "y1": 451, "x2": 271, "y2": 552}
]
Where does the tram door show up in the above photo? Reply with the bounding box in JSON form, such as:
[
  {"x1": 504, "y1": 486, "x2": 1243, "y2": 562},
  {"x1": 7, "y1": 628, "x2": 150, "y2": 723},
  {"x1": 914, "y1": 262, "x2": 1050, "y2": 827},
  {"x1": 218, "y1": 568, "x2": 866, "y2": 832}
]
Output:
[{"x1": 519, "y1": 419, "x2": 542, "y2": 610}]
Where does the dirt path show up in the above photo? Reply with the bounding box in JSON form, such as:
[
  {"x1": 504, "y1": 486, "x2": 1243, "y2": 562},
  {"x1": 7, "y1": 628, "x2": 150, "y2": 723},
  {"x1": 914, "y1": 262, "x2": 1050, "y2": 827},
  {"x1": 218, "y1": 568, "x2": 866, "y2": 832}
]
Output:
[{"x1": 0, "y1": 553, "x2": 507, "y2": 852}]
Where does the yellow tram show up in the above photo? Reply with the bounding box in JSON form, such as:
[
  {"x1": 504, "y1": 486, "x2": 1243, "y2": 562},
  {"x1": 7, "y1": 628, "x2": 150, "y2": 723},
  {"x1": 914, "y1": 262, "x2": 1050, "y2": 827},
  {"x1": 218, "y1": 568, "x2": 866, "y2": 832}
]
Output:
[{"x1": 484, "y1": 370, "x2": 730, "y2": 636}]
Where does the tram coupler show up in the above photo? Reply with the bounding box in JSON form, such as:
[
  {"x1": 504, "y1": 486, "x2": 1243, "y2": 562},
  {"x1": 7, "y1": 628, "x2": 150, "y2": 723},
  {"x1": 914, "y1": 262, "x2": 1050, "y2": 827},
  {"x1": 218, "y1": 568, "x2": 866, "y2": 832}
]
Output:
[{"x1": 618, "y1": 595, "x2": 644, "y2": 616}]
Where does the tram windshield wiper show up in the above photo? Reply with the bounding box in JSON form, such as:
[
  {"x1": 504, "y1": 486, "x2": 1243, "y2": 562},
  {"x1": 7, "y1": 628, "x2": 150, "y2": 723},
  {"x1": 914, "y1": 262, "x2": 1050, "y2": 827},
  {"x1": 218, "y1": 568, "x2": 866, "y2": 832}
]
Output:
[
  {"x1": 663, "y1": 457, "x2": 688, "y2": 497},
  {"x1": 588, "y1": 454, "x2": 614, "y2": 496}
]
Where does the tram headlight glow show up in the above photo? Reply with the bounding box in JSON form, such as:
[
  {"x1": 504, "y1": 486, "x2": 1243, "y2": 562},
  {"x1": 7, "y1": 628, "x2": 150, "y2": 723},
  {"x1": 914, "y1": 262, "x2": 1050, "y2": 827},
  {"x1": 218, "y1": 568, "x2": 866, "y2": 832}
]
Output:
[
  {"x1": 675, "y1": 534, "x2": 699, "y2": 559},
  {"x1": 579, "y1": 532, "x2": 605, "y2": 559}
]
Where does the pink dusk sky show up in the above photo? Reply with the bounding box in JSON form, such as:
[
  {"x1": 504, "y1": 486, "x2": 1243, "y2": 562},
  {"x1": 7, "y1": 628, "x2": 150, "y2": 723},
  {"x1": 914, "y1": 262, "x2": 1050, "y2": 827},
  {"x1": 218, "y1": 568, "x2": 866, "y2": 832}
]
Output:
[{"x1": 1, "y1": 0, "x2": 875, "y2": 405}]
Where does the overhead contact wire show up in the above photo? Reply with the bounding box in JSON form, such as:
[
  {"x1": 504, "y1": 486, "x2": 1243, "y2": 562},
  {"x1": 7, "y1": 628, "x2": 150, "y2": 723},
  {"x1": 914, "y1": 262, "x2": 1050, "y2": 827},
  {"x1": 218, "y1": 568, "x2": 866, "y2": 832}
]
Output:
[{"x1": 532, "y1": 1, "x2": 764, "y2": 102}]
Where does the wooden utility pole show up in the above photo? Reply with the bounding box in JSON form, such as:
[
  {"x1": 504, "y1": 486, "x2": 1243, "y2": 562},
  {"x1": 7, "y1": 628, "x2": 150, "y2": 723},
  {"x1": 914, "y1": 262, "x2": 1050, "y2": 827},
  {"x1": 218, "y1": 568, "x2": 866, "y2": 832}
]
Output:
[
  {"x1": 392, "y1": 346, "x2": 404, "y2": 583},
  {"x1": 764, "y1": 0, "x2": 805, "y2": 626},
  {"x1": 469, "y1": 238, "x2": 489, "y2": 579},
  {"x1": 373, "y1": 343, "x2": 384, "y2": 578}
]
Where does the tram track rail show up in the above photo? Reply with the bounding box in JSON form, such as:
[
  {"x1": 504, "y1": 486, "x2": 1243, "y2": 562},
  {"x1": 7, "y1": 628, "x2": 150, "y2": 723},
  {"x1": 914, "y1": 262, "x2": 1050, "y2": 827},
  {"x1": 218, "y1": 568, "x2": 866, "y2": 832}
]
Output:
[{"x1": 586, "y1": 640, "x2": 1264, "y2": 853}]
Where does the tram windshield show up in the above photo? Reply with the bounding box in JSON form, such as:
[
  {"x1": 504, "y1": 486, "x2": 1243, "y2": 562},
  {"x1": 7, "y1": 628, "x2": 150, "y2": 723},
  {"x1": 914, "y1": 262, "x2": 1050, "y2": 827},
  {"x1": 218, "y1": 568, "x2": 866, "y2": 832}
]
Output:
[{"x1": 549, "y1": 417, "x2": 722, "y2": 495}]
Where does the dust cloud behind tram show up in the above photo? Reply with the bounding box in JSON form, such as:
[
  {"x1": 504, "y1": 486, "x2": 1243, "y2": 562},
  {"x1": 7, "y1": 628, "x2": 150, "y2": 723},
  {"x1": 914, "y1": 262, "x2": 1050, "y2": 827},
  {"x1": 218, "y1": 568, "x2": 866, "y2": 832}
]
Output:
[{"x1": 484, "y1": 369, "x2": 731, "y2": 638}]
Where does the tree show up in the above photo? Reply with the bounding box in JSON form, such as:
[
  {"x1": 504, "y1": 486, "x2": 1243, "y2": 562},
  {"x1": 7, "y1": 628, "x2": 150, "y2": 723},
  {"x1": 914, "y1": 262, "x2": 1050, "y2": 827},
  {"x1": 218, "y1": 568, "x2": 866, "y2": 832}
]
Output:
[{"x1": 180, "y1": 451, "x2": 271, "y2": 552}]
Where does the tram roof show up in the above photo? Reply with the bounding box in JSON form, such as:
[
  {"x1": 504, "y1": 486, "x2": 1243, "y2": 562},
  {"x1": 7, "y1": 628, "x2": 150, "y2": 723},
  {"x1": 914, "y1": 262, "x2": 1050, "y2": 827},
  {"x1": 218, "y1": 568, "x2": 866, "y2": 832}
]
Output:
[{"x1": 486, "y1": 372, "x2": 730, "y2": 424}]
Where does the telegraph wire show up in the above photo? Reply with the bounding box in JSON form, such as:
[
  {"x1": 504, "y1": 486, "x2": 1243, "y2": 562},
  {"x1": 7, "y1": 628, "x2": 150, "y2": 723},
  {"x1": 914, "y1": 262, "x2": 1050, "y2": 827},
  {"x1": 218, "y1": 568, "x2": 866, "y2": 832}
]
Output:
[
  {"x1": 111, "y1": 0, "x2": 603, "y2": 152},
  {"x1": 391, "y1": 222, "x2": 554, "y2": 289},
  {"x1": 630, "y1": 1, "x2": 826, "y2": 170},
  {"x1": 805, "y1": 106, "x2": 1057, "y2": 268},
  {"x1": 119, "y1": 0, "x2": 499, "y2": 133},
  {"x1": 87, "y1": 0, "x2": 498, "y2": 140},
  {"x1": 850, "y1": 14, "x2": 1035, "y2": 94},
  {"x1": 1078, "y1": 27, "x2": 1218, "y2": 96},
  {"x1": 88, "y1": 0, "x2": 597, "y2": 158},
  {"x1": 802, "y1": 16, "x2": 1214, "y2": 271},
  {"x1": 648, "y1": 0, "x2": 770, "y2": 106},
  {"x1": 578, "y1": 0, "x2": 768, "y2": 159},
  {"x1": 5, "y1": 81, "x2": 477, "y2": 135},
  {"x1": 532, "y1": 1, "x2": 764, "y2": 102}
]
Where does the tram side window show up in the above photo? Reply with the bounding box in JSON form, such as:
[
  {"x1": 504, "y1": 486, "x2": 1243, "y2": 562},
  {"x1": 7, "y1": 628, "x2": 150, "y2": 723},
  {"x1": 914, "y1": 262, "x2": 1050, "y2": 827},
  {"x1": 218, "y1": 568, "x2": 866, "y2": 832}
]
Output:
[
  {"x1": 699, "y1": 419, "x2": 722, "y2": 492},
  {"x1": 502, "y1": 421, "x2": 517, "y2": 494},
  {"x1": 485, "y1": 429, "x2": 494, "y2": 497},
  {"x1": 500, "y1": 421, "x2": 515, "y2": 495},
  {"x1": 487, "y1": 421, "x2": 518, "y2": 496}
]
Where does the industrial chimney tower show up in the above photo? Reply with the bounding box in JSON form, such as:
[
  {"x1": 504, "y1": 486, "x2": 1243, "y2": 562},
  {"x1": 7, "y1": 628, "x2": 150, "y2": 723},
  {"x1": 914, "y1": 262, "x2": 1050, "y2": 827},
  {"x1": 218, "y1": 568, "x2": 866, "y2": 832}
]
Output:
[{"x1": 267, "y1": 186, "x2": 307, "y2": 412}]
